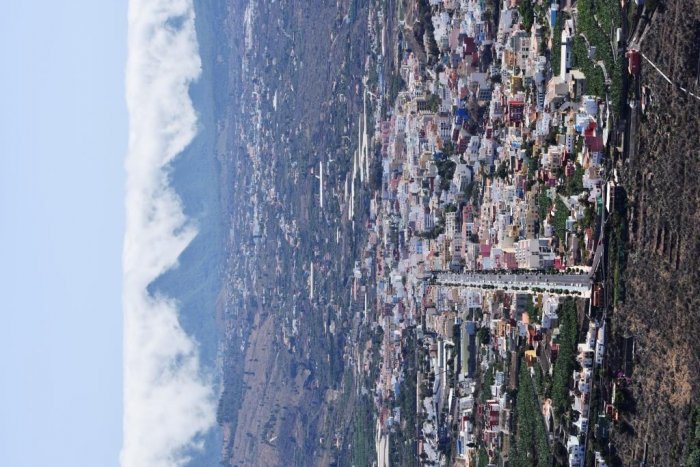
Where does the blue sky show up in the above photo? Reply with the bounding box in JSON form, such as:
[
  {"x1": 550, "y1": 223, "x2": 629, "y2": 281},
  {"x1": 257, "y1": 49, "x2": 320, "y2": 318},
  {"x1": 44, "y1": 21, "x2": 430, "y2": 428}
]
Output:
[{"x1": 0, "y1": 1, "x2": 125, "y2": 465}]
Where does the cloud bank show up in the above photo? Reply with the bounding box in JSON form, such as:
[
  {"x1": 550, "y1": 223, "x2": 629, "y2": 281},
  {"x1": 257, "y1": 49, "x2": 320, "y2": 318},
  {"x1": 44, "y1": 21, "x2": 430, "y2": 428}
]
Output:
[{"x1": 122, "y1": 1, "x2": 216, "y2": 466}]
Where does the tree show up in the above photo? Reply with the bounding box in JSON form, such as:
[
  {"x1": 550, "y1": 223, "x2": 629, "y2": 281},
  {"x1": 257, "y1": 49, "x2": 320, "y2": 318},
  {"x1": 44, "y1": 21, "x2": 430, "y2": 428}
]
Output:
[
  {"x1": 554, "y1": 197, "x2": 570, "y2": 240},
  {"x1": 518, "y1": 0, "x2": 535, "y2": 32},
  {"x1": 551, "y1": 12, "x2": 566, "y2": 76},
  {"x1": 442, "y1": 141, "x2": 455, "y2": 157},
  {"x1": 436, "y1": 159, "x2": 456, "y2": 181},
  {"x1": 444, "y1": 203, "x2": 458, "y2": 213},
  {"x1": 561, "y1": 163, "x2": 585, "y2": 195},
  {"x1": 478, "y1": 327, "x2": 490, "y2": 345},
  {"x1": 512, "y1": 359, "x2": 552, "y2": 466},
  {"x1": 551, "y1": 299, "x2": 578, "y2": 414},
  {"x1": 427, "y1": 92, "x2": 441, "y2": 112}
]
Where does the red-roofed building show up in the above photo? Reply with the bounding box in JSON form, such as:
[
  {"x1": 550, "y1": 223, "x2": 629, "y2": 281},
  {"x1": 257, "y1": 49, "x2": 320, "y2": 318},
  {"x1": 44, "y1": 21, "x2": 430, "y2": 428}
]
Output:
[
  {"x1": 565, "y1": 161, "x2": 575, "y2": 178},
  {"x1": 504, "y1": 251, "x2": 517, "y2": 270},
  {"x1": 462, "y1": 204, "x2": 474, "y2": 223},
  {"x1": 554, "y1": 257, "x2": 564, "y2": 270},
  {"x1": 463, "y1": 37, "x2": 479, "y2": 67},
  {"x1": 585, "y1": 135, "x2": 604, "y2": 152},
  {"x1": 508, "y1": 100, "x2": 525, "y2": 124},
  {"x1": 463, "y1": 36, "x2": 477, "y2": 56},
  {"x1": 626, "y1": 49, "x2": 640, "y2": 75},
  {"x1": 583, "y1": 119, "x2": 597, "y2": 136}
]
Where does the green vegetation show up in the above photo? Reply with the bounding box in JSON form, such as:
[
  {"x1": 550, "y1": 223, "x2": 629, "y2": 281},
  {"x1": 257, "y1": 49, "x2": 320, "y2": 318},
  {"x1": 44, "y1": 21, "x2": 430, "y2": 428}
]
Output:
[
  {"x1": 512, "y1": 361, "x2": 552, "y2": 467},
  {"x1": 469, "y1": 181, "x2": 481, "y2": 210},
  {"x1": 426, "y1": 92, "x2": 441, "y2": 112},
  {"x1": 436, "y1": 159, "x2": 456, "y2": 191},
  {"x1": 442, "y1": 141, "x2": 455, "y2": 157},
  {"x1": 444, "y1": 203, "x2": 458, "y2": 213},
  {"x1": 553, "y1": 197, "x2": 570, "y2": 240},
  {"x1": 478, "y1": 326, "x2": 491, "y2": 345},
  {"x1": 532, "y1": 361, "x2": 548, "y2": 397},
  {"x1": 551, "y1": 299, "x2": 578, "y2": 414},
  {"x1": 347, "y1": 0, "x2": 358, "y2": 23},
  {"x1": 462, "y1": 180, "x2": 475, "y2": 201},
  {"x1": 480, "y1": 366, "x2": 494, "y2": 402},
  {"x1": 217, "y1": 336, "x2": 247, "y2": 437},
  {"x1": 518, "y1": 0, "x2": 535, "y2": 32},
  {"x1": 525, "y1": 294, "x2": 540, "y2": 323},
  {"x1": 572, "y1": 36, "x2": 606, "y2": 98},
  {"x1": 351, "y1": 393, "x2": 377, "y2": 467},
  {"x1": 538, "y1": 190, "x2": 553, "y2": 227},
  {"x1": 370, "y1": 327, "x2": 384, "y2": 384},
  {"x1": 551, "y1": 12, "x2": 567, "y2": 76},
  {"x1": 560, "y1": 162, "x2": 585, "y2": 196},
  {"x1": 608, "y1": 211, "x2": 628, "y2": 305},
  {"x1": 576, "y1": 0, "x2": 624, "y2": 113},
  {"x1": 496, "y1": 161, "x2": 509, "y2": 179},
  {"x1": 388, "y1": 72, "x2": 406, "y2": 108},
  {"x1": 684, "y1": 406, "x2": 700, "y2": 466},
  {"x1": 216, "y1": 377, "x2": 244, "y2": 425},
  {"x1": 534, "y1": 0, "x2": 550, "y2": 29},
  {"x1": 416, "y1": 0, "x2": 440, "y2": 59},
  {"x1": 581, "y1": 198, "x2": 595, "y2": 229},
  {"x1": 477, "y1": 446, "x2": 489, "y2": 467},
  {"x1": 595, "y1": 0, "x2": 623, "y2": 37},
  {"x1": 418, "y1": 223, "x2": 445, "y2": 240},
  {"x1": 389, "y1": 329, "x2": 418, "y2": 466}
]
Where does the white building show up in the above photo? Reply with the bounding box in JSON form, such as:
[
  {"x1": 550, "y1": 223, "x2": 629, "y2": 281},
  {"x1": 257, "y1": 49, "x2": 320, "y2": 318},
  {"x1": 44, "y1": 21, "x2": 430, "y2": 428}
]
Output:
[
  {"x1": 567, "y1": 435, "x2": 584, "y2": 467},
  {"x1": 560, "y1": 19, "x2": 575, "y2": 79}
]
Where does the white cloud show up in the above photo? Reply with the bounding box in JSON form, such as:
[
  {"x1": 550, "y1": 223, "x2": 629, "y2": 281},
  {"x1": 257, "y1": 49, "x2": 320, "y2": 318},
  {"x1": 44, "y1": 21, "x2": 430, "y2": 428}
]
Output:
[{"x1": 121, "y1": 0, "x2": 216, "y2": 466}]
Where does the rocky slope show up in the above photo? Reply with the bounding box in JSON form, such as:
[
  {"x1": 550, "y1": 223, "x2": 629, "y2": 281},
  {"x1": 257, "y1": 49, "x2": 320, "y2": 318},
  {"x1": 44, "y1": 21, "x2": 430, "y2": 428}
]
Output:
[{"x1": 611, "y1": 0, "x2": 700, "y2": 463}]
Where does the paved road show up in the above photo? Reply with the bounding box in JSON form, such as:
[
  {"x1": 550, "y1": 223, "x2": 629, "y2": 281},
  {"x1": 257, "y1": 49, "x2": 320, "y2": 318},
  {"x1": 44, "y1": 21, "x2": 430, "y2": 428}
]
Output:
[
  {"x1": 433, "y1": 272, "x2": 592, "y2": 296},
  {"x1": 591, "y1": 239, "x2": 604, "y2": 277}
]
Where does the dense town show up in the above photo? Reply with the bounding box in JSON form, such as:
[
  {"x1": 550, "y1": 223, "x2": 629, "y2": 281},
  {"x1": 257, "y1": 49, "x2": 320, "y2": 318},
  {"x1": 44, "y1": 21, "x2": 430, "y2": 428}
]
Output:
[{"x1": 357, "y1": 0, "x2": 636, "y2": 465}]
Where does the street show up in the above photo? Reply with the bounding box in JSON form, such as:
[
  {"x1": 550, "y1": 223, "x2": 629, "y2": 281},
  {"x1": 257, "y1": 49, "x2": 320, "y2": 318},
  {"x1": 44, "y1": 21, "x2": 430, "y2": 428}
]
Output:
[{"x1": 433, "y1": 272, "x2": 592, "y2": 296}]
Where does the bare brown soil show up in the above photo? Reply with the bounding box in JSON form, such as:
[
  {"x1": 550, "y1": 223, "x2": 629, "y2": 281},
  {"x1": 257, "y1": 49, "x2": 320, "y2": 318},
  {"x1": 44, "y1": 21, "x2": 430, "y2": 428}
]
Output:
[{"x1": 611, "y1": 0, "x2": 700, "y2": 463}]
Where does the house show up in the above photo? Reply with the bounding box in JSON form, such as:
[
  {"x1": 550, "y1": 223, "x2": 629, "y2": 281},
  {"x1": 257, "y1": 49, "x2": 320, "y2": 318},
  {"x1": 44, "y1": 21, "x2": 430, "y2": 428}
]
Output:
[
  {"x1": 454, "y1": 163, "x2": 473, "y2": 191},
  {"x1": 626, "y1": 49, "x2": 640, "y2": 75},
  {"x1": 560, "y1": 19, "x2": 575, "y2": 78},
  {"x1": 595, "y1": 322, "x2": 606, "y2": 365},
  {"x1": 482, "y1": 399, "x2": 502, "y2": 445},
  {"x1": 508, "y1": 29, "x2": 530, "y2": 71},
  {"x1": 541, "y1": 145, "x2": 563, "y2": 170},
  {"x1": 460, "y1": 321, "x2": 477, "y2": 377},
  {"x1": 445, "y1": 211, "x2": 458, "y2": 240},
  {"x1": 567, "y1": 435, "x2": 584, "y2": 467},
  {"x1": 508, "y1": 99, "x2": 525, "y2": 124},
  {"x1": 545, "y1": 76, "x2": 569, "y2": 109},
  {"x1": 569, "y1": 69, "x2": 587, "y2": 98},
  {"x1": 462, "y1": 35, "x2": 479, "y2": 67},
  {"x1": 573, "y1": 416, "x2": 589, "y2": 435}
]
